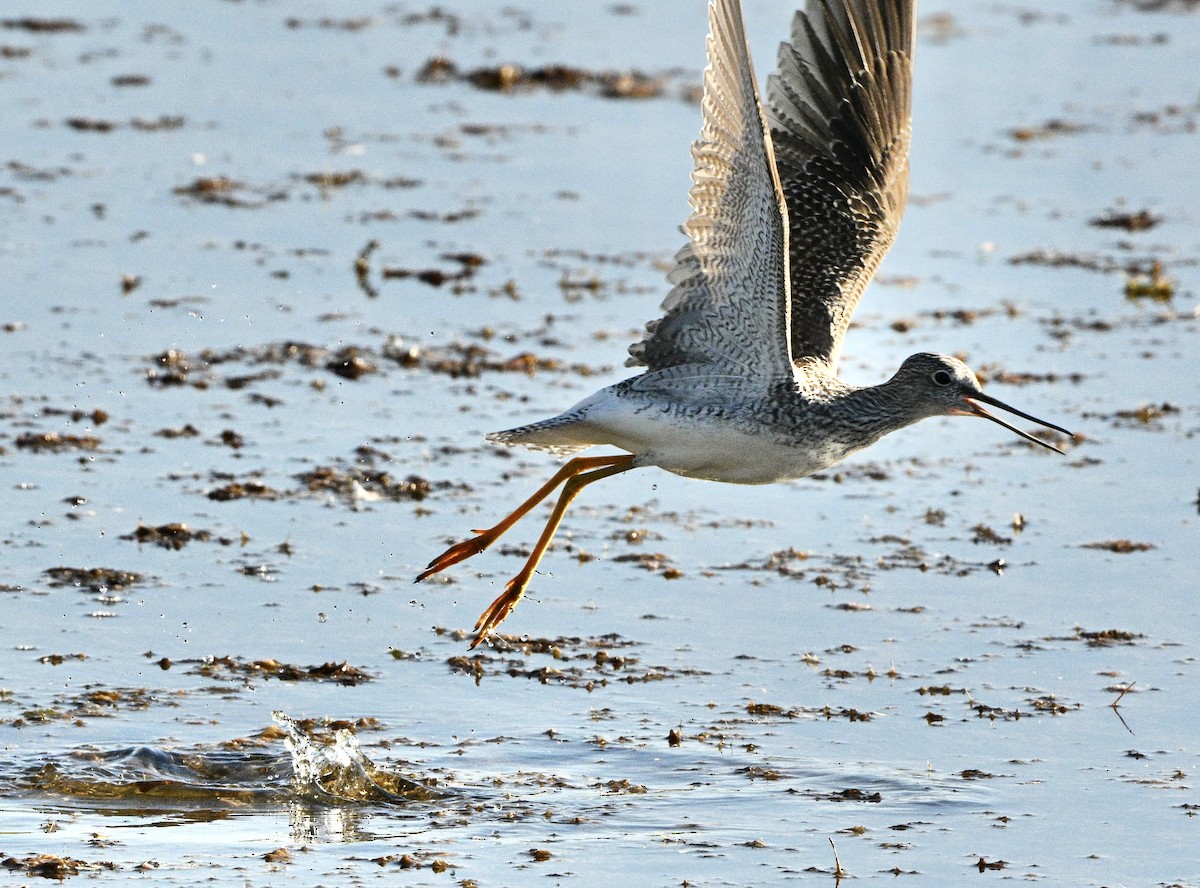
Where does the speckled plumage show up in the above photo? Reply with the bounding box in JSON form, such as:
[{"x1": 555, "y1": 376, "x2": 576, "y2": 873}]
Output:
[
  {"x1": 625, "y1": 0, "x2": 911, "y2": 376},
  {"x1": 419, "y1": 0, "x2": 1073, "y2": 646},
  {"x1": 491, "y1": 0, "x2": 920, "y2": 483}
]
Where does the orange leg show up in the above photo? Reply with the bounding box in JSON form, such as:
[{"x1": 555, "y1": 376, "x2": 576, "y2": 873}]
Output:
[
  {"x1": 468, "y1": 454, "x2": 636, "y2": 647},
  {"x1": 415, "y1": 454, "x2": 635, "y2": 583}
]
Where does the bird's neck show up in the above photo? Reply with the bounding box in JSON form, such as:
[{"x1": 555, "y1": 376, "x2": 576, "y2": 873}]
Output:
[{"x1": 823, "y1": 377, "x2": 928, "y2": 449}]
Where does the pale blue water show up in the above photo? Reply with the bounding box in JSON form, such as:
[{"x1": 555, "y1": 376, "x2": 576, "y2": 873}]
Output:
[{"x1": 0, "y1": 1, "x2": 1196, "y2": 885}]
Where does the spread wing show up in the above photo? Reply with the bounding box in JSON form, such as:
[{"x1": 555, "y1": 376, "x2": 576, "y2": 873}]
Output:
[
  {"x1": 766, "y1": 0, "x2": 914, "y2": 370},
  {"x1": 626, "y1": 0, "x2": 793, "y2": 382}
]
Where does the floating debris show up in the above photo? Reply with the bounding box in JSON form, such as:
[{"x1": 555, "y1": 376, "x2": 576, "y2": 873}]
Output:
[
  {"x1": 324, "y1": 346, "x2": 376, "y2": 380},
  {"x1": 1103, "y1": 401, "x2": 1180, "y2": 428},
  {"x1": 1, "y1": 17, "x2": 85, "y2": 33},
  {"x1": 917, "y1": 685, "x2": 966, "y2": 697},
  {"x1": 415, "y1": 56, "x2": 668, "y2": 100},
  {"x1": 960, "y1": 769, "x2": 998, "y2": 780},
  {"x1": 971, "y1": 524, "x2": 1012, "y2": 546},
  {"x1": 810, "y1": 787, "x2": 882, "y2": 803},
  {"x1": 384, "y1": 337, "x2": 586, "y2": 378},
  {"x1": 0, "y1": 854, "x2": 114, "y2": 879},
  {"x1": 1009, "y1": 118, "x2": 1091, "y2": 141},
  {"x1": 43, "y1": 567, "x2": 144, "y2": 592},
  {"x1": 295, "y1": 169, "x2": 420, "y2": 191},
  {"x1": 1081, "y1": 540, "x2": 1156, "y2": 553},
  {"x1": 120, "y1": 522, "x2": 219, "y2": 550},
  {"x1": 745, "y1": 700, "x2": 873, "y2": 722},
  {"x1": 15, "y1": 431, "x2": 99, "y2": 452},
  {"x1": 1119, "y1": 0, "x2": 1200, "y2": 12},
  {"x1": 611, "y1": 551, "x2": 679, "y2": 577},
  {"x1": 1009, "y1": 249, "x2": 1116, "y2": 271},
  {"x1": 66, "y1": 115, "x2": 184, "y2": 133},
  {"x1": 1090, "y1": 208, "x2": 1161, "y2": 231},
  {"x1": 172, "y1": 176, "x2": 284, "y2": 208},
  {"x1": 979, "y1": 367, "x2": 1087, "y2": 386},
  {"x1": 1072, "y1": 627, "x2": 1143, "y2": 647},
  {"x1": 191, "y1": 655, "x2": 372, "y2": 686},
  {"x1": 38, "y1": 652, "x2": 87, "y2": 666},
  {"x1": 145, "y1": 348, "x2": 199, "y2": 387},
  {"x1": 207, "y1": 479, "x2": 281, "y2": 501},
  {"x1": 1124, "y1": 260, "x2": 1174, "y2": 300},
  {"x1": 435, "y1": 630, "x2": 693, "y2": 690},
  {"x1": 380, "y1": 251, "x2": 485, "y2": 288},
  {"x1": 297, "y1": 465, "x2": 433, "y2": 502}
]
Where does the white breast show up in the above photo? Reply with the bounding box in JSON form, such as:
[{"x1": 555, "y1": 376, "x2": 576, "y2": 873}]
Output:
[{"x1": 567, "y1": 387, "x2": 847, "y2": 485}]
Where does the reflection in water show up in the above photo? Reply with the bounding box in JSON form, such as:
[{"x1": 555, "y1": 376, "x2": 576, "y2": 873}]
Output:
[{"x1": 287, "y1": 801, "x2": 377, "y2": 847}]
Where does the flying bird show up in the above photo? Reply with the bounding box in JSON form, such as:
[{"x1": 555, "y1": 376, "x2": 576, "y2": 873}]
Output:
[{"x1": 417, "y1": 0, "x2": 1073, "y2": 647}]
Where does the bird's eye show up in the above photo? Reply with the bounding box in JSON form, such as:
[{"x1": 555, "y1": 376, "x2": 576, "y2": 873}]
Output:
[{"x1": 932, "y1": 370, "x2": 953, "y2": 386}]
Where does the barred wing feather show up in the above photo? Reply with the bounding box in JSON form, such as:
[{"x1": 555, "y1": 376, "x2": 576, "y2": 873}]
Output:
[
  {"x1": 766, "y1": 0, "x2": 915, "y2": 370},
  {"x1": 626, "y1": 0, "x2": 793, "y2": 382}
]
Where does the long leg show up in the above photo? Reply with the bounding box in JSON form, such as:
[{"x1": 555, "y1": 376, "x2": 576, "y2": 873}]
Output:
[
  {"x1": 415, "y1": 455, "x2": 633, "y2": 584},
  {"x1": 471, "y1": 454, "x2": 637, "y2": 648}
]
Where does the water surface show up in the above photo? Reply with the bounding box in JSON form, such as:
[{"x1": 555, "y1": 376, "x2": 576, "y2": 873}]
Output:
[{"x1": 0, "y1": 1, "x2": 1197, "y2": 885}]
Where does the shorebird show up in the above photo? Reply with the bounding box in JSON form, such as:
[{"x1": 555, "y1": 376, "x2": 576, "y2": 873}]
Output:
[{"x1": 417, "y1": 0, "x2": 1073, "y2": 647}]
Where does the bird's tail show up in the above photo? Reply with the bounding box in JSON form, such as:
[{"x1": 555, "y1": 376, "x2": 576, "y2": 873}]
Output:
[{"x1": 486, "y1": 415, "x2": 594, "y2": 457}]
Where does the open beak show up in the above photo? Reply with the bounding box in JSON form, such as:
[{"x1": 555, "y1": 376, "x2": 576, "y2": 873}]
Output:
[{"x1": 953, "y1": 392, "x2": 1074, "y2": 454}]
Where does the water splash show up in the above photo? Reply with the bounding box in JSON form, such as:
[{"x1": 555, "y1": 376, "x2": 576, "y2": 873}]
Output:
[
  {"x1": 273, "y1": 711, "x2": 440, "y2": 803},
  {"x1": 2, "y1": 716, "x2": 440, "y2": 814}
]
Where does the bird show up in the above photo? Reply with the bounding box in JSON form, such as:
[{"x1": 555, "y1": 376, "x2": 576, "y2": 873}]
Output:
[{"x1": 416, "y1": 0, "x2": 1074, "y2": 648}]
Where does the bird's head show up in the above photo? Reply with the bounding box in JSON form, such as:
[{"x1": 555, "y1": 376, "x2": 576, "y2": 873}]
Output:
[{"x1": 893, "y1": 353, "x2": 1074, "y2": 453}]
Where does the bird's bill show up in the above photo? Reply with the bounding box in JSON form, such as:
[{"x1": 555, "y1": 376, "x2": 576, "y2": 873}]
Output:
[{"x1": 953, "y1": 393, "x2": 1074, "y2": 454}]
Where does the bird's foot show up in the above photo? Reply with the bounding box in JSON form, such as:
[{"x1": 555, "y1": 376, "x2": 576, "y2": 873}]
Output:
[
  {"x1": 415, "y1": 527, "x2": 499, "y2": 583},
  {"x1": 469, "y1": 573, "x2": 530, "y2": 649}
]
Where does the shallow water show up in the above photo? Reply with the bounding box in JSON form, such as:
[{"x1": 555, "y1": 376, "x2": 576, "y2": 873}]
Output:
[{"x1": 1, "y1": 1, "x2": 1197, "y2": 885}]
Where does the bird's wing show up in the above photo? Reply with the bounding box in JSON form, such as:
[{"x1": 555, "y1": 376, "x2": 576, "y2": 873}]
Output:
[
  {"x1": 626, "y1": 0, "x2": 794, "y2": 382},
  {"x1": 766, "y1": 0, "x2": 914, "y2": 370}
]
